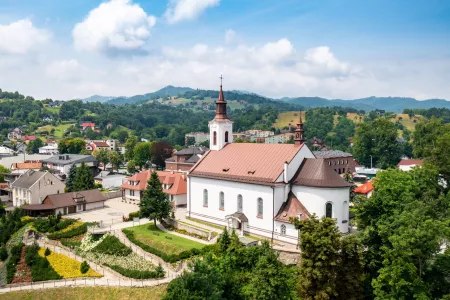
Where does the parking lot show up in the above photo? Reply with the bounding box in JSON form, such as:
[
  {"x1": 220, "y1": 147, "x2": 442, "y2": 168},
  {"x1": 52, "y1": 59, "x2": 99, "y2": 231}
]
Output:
[{"x1": 69, "y1": 197, "x2": 139, "y2": 223}]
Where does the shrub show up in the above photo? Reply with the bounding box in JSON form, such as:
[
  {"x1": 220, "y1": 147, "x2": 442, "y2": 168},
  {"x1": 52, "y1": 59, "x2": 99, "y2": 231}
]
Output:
[
  {"x1": 80, "y1": 261, "x2": 90, "y2": 274},
  {"x1": 105, "y1": 264, "x2": 165, "y2": 279},
  {"x1": 60, "y1": 238, "x2": 82, "y2": 249},
  {"x1": 44, "y1": 247, "x2": 51, "y2": 256},
  {"x1": 25, "y1": 243, "x2": 61, "y2": 281},
  {"x1": 6, "y1": 243, "x2": 23, "y2": 283},
  {"x1": 128, "y1": 211, "x2": 140, "y2": 220},
  {"x1": 92, "y1": 235, "x2": 132, "y2": 256},
  {"x1": 0, "y1": 247, "x2": 7, "y2": 261},
  {"x1": 47, "y1": 222, "x2": 87, "y2": 240}
]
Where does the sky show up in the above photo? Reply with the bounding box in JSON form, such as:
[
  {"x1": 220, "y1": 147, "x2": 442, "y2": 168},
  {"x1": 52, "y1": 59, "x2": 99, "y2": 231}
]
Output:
[{"x1": 0, "y1": 0, "x2": 449, "y2": 100}]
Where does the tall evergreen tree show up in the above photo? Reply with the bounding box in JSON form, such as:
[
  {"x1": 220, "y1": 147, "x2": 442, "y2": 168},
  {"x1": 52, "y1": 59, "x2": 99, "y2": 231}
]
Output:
[
  {"x1": 74, "y1": 162, "x2": 94, "y2": 191},
  {"x1": 218, "y1": 228, "x2": 230, "y2": 253},
  {"x1": 65, "y1": 164, "x2": 77, "y2": 192},
  {"x1": 139, "y1": 171, "x2": 171, "y2": 226}
]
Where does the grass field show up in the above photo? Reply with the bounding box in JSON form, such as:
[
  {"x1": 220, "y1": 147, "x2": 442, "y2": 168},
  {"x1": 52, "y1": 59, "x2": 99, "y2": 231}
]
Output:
[
  {"x1": 0, "y1": 285, "x2": 167, "y2": 300},
  {"x1": 36, "y1": 123, "x2": 74, "y2": 139},
  {"x1": 273, "y1": 111, "x2": 306, "y2": 129},
  {"x1": 126, "y1": 224, "x2": 204, "y2": 256},
  {"x1": 45, "y1": 107, "x2": 60, "y2": 114}
]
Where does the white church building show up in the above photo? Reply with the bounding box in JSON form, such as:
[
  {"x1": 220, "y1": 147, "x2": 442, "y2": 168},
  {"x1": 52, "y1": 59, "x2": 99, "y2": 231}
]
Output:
[{"x1": 187, "y1": 84, "x2": 352, "y2": 244}]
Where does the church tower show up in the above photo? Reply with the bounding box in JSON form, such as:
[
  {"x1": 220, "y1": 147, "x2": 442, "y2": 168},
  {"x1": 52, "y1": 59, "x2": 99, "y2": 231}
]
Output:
[
  {"x1": 209, "y1": 76, "x2": 233, "y2": 151},
  {"x1": 294, "y1": 113, "x2": 305, "y2": 145}
]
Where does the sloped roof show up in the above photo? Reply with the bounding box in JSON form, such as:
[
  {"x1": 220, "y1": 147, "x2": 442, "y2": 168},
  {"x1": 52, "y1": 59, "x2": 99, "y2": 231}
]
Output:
[
  {"x1": 354, "y1": 181, "x2": 374, "y2": 194},
  {"x1": 174, "y1": 147, "x2": 207, "y2": 156},
  {"x1": 292, "y1": 158, "x2": 353, "y2": 188},
  {"x1": 42, "y1": 154, "x2": 98, "y2": 166},
  {"x1": 11, "y1": 171, "x2": 46, "y2": 189},
  {"x1": 396, "y1": 159, "x2": 423, "y2": 167},
  {"x1": 92, "y1": 141, "x2": 109, "y2": 147},
  {"x1": 45, "y1": 189, "x2": 106, "y2": 208},
  {"x1": 20, "y1": 136, "x2": 36, "y2": 141},
  {"x1": 11, "y1": 162, "x2": 42, "y2": 170},
  {"x1": 121, "y1": 170, "x2": 187, "y2": 195},
  {"x1": 313, "y1": 150, "x2": 353, "y2": 158},
  {"x1": 81, "y1": 122, "x2": 95, "y2": 127},
  {"x1": 275, "y1": 192, "x2": 311, "y2": 223},
  {"x1": 189, "y1": 143, "x2": 304, "y2": 185}
]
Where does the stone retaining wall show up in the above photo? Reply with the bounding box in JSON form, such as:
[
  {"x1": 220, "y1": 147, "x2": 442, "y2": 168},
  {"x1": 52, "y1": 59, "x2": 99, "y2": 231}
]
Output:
[{"x1": 165, "y1": 219, "x2": 214, "y2": 241}]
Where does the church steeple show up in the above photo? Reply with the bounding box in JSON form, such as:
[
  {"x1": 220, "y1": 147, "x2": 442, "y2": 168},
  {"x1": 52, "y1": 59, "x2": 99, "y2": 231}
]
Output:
[
  {"x1": 294, "y1": 112, "x2": 305, "y2": 145},
  {"x1": 214, "y1": 75, "x2": 229, "y2": 121}
]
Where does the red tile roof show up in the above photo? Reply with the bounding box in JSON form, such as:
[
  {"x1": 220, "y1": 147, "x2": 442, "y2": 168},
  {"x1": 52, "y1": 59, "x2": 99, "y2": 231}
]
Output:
[
  {"x1": 0, "y1": 183, "x2": 8, "y2": 189},
  {"x1": 81, "y1": 122, "x2": 95, "y2": 127},
  {"x1": 20, "y1": 136, "x2": 36, "y2": 141},
  {"x1": 275, "y1": 192, "x2": 311, "y2": 223},
  {"x1": 354, "y1": 181, "x2": 374, "y2": 194},
  {"x1": 11, "y1": 162, "x2": 43, "y2": 170},
  {"x1": 121, "y1": 170, "x2": 187, "y2": 195},
  {"x1": 92, "y1": 141, "x2": 109, "y2": 147},
  {"x1": 189, "y1": 143, "x2": 304, "y2": 185},
  {"x1": 396, "y1": 159, "x2": 423, "y2": 167}
]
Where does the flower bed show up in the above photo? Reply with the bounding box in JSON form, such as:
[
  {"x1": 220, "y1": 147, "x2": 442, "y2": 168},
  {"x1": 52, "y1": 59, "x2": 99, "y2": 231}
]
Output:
[
  {"x1": 38, "y1": 248, "x2": 102, "y2": 279},
  {"x1": 60, "y1": 234, "x2": 85, "y2": 249},
  {"x1": 11, "y1": 247, "x2": 32, "y2": 284},
  {"x1": 93, "y1": 235, "x2": 132, "y2": 256},
  {"x1": 79, "y1": 233, "x2": 106, "y2": 252},
  {"x1": 25, "y1": 243, "x2": 61, "y2": 282},
  {"x1": 48, "y1": 222, "x2": 87, "y2": 240}
]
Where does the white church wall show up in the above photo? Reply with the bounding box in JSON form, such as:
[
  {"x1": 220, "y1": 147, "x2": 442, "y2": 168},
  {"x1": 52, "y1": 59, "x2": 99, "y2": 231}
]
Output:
[
  {"x1": 208, "y1": 120, "x2": 233, "y2": 151},
  {"x1": 273, "y1": 221, "x2": 299, "y2": 244},
  {"x1": 188, "y1": 176, "x2": 277, "y2": 238},
  {"x1": 292, "y1": 185, "x2": 350, "y2": 233}
]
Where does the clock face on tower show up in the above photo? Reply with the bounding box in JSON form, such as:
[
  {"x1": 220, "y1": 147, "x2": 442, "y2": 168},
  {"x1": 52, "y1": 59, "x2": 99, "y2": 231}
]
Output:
[{"x1": 296, "y1": 133, "x2": 300, "y2": 138}]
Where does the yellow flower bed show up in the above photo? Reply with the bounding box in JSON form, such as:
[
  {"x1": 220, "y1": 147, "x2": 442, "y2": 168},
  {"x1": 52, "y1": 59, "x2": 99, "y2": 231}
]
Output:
[
  {"x1": 38, "y1": 248, "x2": 102, "y2": 279},
  {"x1": 59, "y1": 221, "x2": 84, "y2": 233},
  {"x1": 21, "y1": 216, "x2": 32, "y2": 222}
]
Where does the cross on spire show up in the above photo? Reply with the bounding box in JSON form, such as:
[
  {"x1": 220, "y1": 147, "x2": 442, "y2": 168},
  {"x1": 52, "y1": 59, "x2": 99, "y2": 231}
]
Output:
[{"x1": 219, "y1": 75, "x2": 224, "y2": 87}]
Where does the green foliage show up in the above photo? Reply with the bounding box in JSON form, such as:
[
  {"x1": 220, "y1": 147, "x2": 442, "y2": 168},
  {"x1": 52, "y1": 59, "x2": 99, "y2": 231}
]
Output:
[
  {"x1": 126, "y1": 160, "x2": 136, "y2": 174},
  {"x1": 34, "y1": 215, "x2": 75, "y2": 233},
  {"x1": 133, "y1": 142, "x2": 151, "y2": 169},
  {"x1": 0, "y1": 208, "x2": 25, "y2": 245},
  {"x1": 80, "y1": 261, "x2": 90, "y2": 274},
  {"x1": 44, "y1": 247, "x2": 51, "y2": 256},
  {"x1": 139, "y1": 171, "x2": 171, "y2": 226},
  {"x1": 105, "y1": 264, "x2": 165, "y2": 279},
  {"x1": 108, "y1": 150, "x2": 123, "y2": 172},
  {"x1": 128, "y1": 211, "x2": 140, "y2": 219},
  {"x1": 352, "y1": 117, "x2": 402, "y2": 168},
  {"x1": 93, "y1": 149, "x2": 110, "y2": 171},
  {"x1": 66, "y1": 164, "x2": 77, "y2": 192},
  {"x1": 0, "y1": 247, "x2": 7, "y2": 261},
  {"x1": 124, "y1": 135, "x2": 138, "y2": 161},
  {"x1": 73, "y1": 162, "x2": 94, "y2": 191},
  {"x1": 92, "y1": 235, "x2": 132, "y2": 256},
  {"x1": 25, "y1": 243, "x2": 61, "y2": 281},
  {"x1": 58, "y1": 138, "x2": 86, "y2": 154},
  {"x1": 47, "y1": 223, "x2": 88, "y2": 240},
  {"x1": 0, "y1": 165, "x2": 10, "y2": 183},
  {"x1": 218, "y1": 228, "x2": 230, "y2": 253},
  {"x1": 6, "y1": 243, "x2": 24, "y2": 283},
  {"x1": 26, "y1": 138, "x2": 44, "y2": 154},
  {"x1": 150, "y1": 141, "x2": 173, "y2": 169}
]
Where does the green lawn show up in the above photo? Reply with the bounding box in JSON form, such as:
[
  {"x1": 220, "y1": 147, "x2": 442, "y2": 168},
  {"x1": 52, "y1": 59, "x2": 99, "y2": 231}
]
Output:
[
  {"x1": 126, "y1": 224, "x2": 204, "y2": 256},
  {"x1": 45, "y1": 107, "x2": 60, "y2": 114},
  {"x1": 0, "y1": 285, "x2": 167, "y2": 300},
  {"x1": 36, "y1": 123, "x2": 74, "y2": 139}
]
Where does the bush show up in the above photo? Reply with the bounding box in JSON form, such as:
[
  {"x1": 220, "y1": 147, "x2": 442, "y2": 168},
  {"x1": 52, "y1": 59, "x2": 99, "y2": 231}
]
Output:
[
  {"x1": 25, "y1": 243, "x2": 61, "y2": 281},
  {"x1": 122, "y1": 229, "x2": 204, "y2": 263},
  {"x1": 92, "y1": 235, "x2": 132, "y2": 256},
  {"x1": 80, "y1": 261, "x2": 90, "y2": 274},
  {"x1": 60, "y1": 238, "x2": 82, "y2": 249},
  {"x1": 106, "y1": 264, "x2": 165, "y2": 279},
  {"x1": 128, "y1": 211, "x2": 140, "y2": 220},
  {"x1": 44, "y1": 247, "x2": 51, "y2": 256},
  {"x1": 47, "y1": 223, "x2": 87, "y2": 240},
  {"x1": 6, "y1": 243, "x2": 23, "y2": 283},
  {"x1": 0, "y1": 247, "x2": 7, "y2": 261}
]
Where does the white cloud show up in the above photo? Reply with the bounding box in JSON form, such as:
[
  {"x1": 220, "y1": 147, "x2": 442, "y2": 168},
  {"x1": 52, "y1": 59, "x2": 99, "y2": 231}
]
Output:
[
  {"x1": 0, "y1": 19, "x2": 50, "y2": 55},
  {"x1": 72, "y1": 0, "x2": 156, "y2": 54},
  {"x1": 165, "y1": 0, "x2": 219, "y2": 24},
  {"x1": 46, "y1": 59, "x2": 84, "y2": 81},
  {"x1": 225, "y1": 29, "x2": 236, "y2": 44}
]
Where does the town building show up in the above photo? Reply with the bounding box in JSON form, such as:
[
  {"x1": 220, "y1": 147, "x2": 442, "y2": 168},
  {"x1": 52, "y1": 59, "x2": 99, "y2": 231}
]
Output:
[
  {"x1": 185, "y1": 132, "x2": 210, "y2": 146},
  {"x1": 354, "y1": 181, "x2": 374, "y2": 198},
  {"x1": 11, "y1": 170, "x2": 65, "y2": 207},
  {"x1": 10, "y1": 161, "x2": 43, "y2": 174},
  {"x1": 245, "y1": 130, "x2": 275, "y2": 138},
  {"x1": 396, "y1": 159, "x2": 423, "y2": 171},
  {"x1": 94, "y1": 172, "x2": 127, "y2": 189},
  {"x1": 20, "y1": 136, "x2": 37, "y2": 144},
  {"x1": 85, "y1": 139, "x2": 125, "y2": 154},
  {"x1": 121, "y1": 170, "x2": 187, "y2": 207},
  {"x1": 313, "y1": 150, "x2": 357, "y2": 174},
  {"x1": 265, "y1": 132, "x2": 294, "y2": 144},
  {"x1": 165, "y1": 147, "x2": 208, "y2": 172},
  {"x1": 7, "y1": 128, "x2": 22, "y2": 140},
  {"x1": 42, "y1": 154, "x2": 99, "y2": 177},
  {"x1": 0, "y1": 146, "x2": 15, "y2": 156},
  {"x1": 187, "y1": 84, "x2": 352, "y2": 244},
  {"x1": 80, "y1": 122, "x2": 96, "y2": 131},
  {"x1": 232, "y1": 132, "x2": 252, "y2": 141},
  {"x1": 39, "y1": 145, "x2": 59, "y2": 155}
]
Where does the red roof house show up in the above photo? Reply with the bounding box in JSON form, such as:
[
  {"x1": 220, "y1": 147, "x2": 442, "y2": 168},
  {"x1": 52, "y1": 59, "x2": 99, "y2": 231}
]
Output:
[{"x1": 354, "y1": 181, "x2": 374, "y2": 197}]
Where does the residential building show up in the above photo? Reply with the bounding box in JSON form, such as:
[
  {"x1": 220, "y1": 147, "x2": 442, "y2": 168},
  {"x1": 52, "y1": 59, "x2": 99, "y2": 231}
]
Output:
[
  {"x1": 185, "y1": 132, "x2": 209, "y2": 146},
  {"x1": 42, "y1": 154, "x2": 98, "y2": 177},
  {"x1": 10, "y1": 161, "x2": 43, "y2": 174},
  {"x1": 232, "y1": 132, "x2": 252, "y2": 141},
  {"x1": 39, "y1": 145, "x2": 59, "y2": 155},
  {"x1": 23, "y1": 189, "x2": 106, "y2": 216},
  {"x1": 165, "y1": 147, "x2": 208, "y2": 172},
  {"x1": 20, "y1": 136, "x2": 36, "y2": 144},
  {"x1": 313, "y1": 150, "x2": 357, "y2": 174},
  {"x1": 354, "y1": 181, "x2": 374, "y2": 198},
  {"x1": 11, "y1": 170, "x2": 65, "y2": 207},
  {"x1": 187, "y1": 84, "x2": 352, "y2": 245},
  {"x1": 8, "y1": 128, "x2": 22, "y2": 140},
  {"x1": 85, "y1": 139, "x2": 125, "y2": 154},
  {"x1": 80, "y1": 122, "x2": 96, "y2": 131},
  {"x1": 94, "y1": 172, "x2": 127, "y2": 189},
  {"x1": 0, "y1": 146, "x2": 15, "y2": 156},
  {"x1": 245, "y1": 130, "x2": 274, "y2": 138},
  {"x1": 265, "y1": 132, "x2": 294, "y2": 144},
  {"x1": 121, "y1": 170, "x2": 187, "y2": 207},
  {"x1": 396, "y1": 159, "x2": 423, "y2": 171}
]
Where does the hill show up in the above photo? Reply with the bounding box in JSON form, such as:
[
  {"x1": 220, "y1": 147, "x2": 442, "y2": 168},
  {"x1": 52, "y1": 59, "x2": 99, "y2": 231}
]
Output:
[
  {"x1": 106, "y1": 85, "x2": 194, "y2": 105},
  {"x1": 78, "y1": 95, "x2": 116, "y2": 103}
]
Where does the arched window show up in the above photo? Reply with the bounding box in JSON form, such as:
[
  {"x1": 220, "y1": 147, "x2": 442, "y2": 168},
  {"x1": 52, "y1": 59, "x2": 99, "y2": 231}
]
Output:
[
  {"x1": 225, "y1": 131, "x2": 229, "y2": 143},
  {"x1": 281, "y1": 224, "x2": 286, "y2": 235},
  {"x1": 326, "y1": 202, "x2": 333, "y2": 218},
  {"x1": 219, "y1": 192, "x2": 224, "y2": 210},
  {"x1": 203, "y1": 189, "x2": 208, "y2": 207},
  {"x1": 213, "y1": 131, "x2": 217, "y2": 146},
  {"x1": 257, "y1": 198, "x2": 263, "y2": 217},
  {"x1": 237, "y1": 194, "x2": 243, "y2": 212},
  {"x1": 342, "y1": 201, "x2": 348, "y2": 222}
]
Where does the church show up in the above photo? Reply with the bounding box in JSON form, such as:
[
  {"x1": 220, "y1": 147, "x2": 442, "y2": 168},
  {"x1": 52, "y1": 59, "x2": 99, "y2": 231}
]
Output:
[{"x1": 187, "y1": 83, "x2": 352, "y2": 244}]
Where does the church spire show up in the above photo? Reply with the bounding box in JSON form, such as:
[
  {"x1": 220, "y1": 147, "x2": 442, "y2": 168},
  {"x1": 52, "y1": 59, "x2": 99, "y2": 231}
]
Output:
[
  {"x1": 294, "y1": 112, "x2": 305, "y2": 145},
  {"x1": 214, "y1": 75, "x2": 229, "y2": 120}
]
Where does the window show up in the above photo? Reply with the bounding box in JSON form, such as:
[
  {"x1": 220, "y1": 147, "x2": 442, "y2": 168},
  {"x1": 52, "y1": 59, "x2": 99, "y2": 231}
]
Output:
[
  {"x1": 225, "y1": 131, "x2": 229, "y2": 143},
  {"x1": 77, "y1": 204, "x2": 82, "y2": 210},
  {"x1": 257, "y1": 198, "x2": 263, "y2": 217},
  {"x1": 342, "y1": 201, "x2": 348, "y2": 222},
  {"x1": 219, "y1": 192, "x2": 224, "y2": 210},
  {"x1": 237, "y1": 195, "x2": 243, "y2": 212},
  {"x1": 281, "y1": 224, "x2": 286, "y2": 235},
  {"x1": 213, "y1": 131, "x2": 217, "y2": 146},
  {"x1": 203, "y1": 189, "x2": 208, "y2": 207},
  {"x1": 326, "y1": 202, "x2": 333, "y2": 218},
  {"x1": 130, "y1": 190, "x2": 135, "y2": 196}
]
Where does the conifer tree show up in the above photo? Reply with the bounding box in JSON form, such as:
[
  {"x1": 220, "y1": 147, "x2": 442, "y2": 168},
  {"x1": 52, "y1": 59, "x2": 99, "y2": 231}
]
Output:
[
  {"x1": 74, "y1": 162, "x2": 94, "y2": 191},
  {"x1": 139, "y1": 171, "x2": 171, "y2": 226},
  {"x1": 66, "y1": 164, "x2": 77, "y2": 192},
  {"x1": 218, "y1": 228, "x2": 230, "y2": 253}
]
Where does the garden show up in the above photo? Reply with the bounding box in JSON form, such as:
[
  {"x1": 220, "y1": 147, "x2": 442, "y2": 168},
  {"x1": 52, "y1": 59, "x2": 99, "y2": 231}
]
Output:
[{"x1": 122, "y1": 224, "x2": 207, "y2": 263}]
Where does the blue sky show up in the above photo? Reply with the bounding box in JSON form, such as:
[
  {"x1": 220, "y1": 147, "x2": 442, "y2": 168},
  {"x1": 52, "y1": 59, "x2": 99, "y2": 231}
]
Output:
[{"x1": 0, "y1": 0, "x2": 449, "y2": 100}]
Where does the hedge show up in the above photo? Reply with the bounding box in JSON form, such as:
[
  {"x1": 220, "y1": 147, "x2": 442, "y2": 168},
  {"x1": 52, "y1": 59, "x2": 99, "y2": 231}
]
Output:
[
  {"x1": 92, "y1": 235, "x2": 132, "y2": 256},
  {"x1": 105, "y1": 264, "x2": 165, "y2": 279},
  {"x1": 25, "y1": 243, "x2": 61, "y2": 282},
  {"x1": 122, "y1": 229, "x2": 213, "y2": 263},
  {"x1": 6, "y1": 243, "x2": 23, "y2": 283},
  {"x1": 47, "y1": 223, "x2": 87, "y2": 240}
]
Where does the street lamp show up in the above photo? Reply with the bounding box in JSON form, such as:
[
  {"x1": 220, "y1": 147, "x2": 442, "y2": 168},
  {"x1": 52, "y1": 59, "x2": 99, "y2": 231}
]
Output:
[{"x1": 370, "y1": 155, "x2": 373, "y2": 169}]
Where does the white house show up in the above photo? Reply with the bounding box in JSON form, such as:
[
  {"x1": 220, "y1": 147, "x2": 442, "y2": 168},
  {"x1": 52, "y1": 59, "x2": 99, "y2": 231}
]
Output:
[
  {"x1": 11, "y1": 170, "x2": 65, "y2": 207},
  {"x1": 396, "y1": 159, "x2": 423, "y2": 171},
  {"x1": 39, "y1": 145, "x2": 59, "y2": 155},
  {"x1": 42, "y1": 154, "x2": 98, "y2": 176},
  {"x1": 187, "y1": 84, "x2": 352, "y2": 244},
  {"x1": 0, "y1": 146, "x2": 15, "y2": 156}
]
